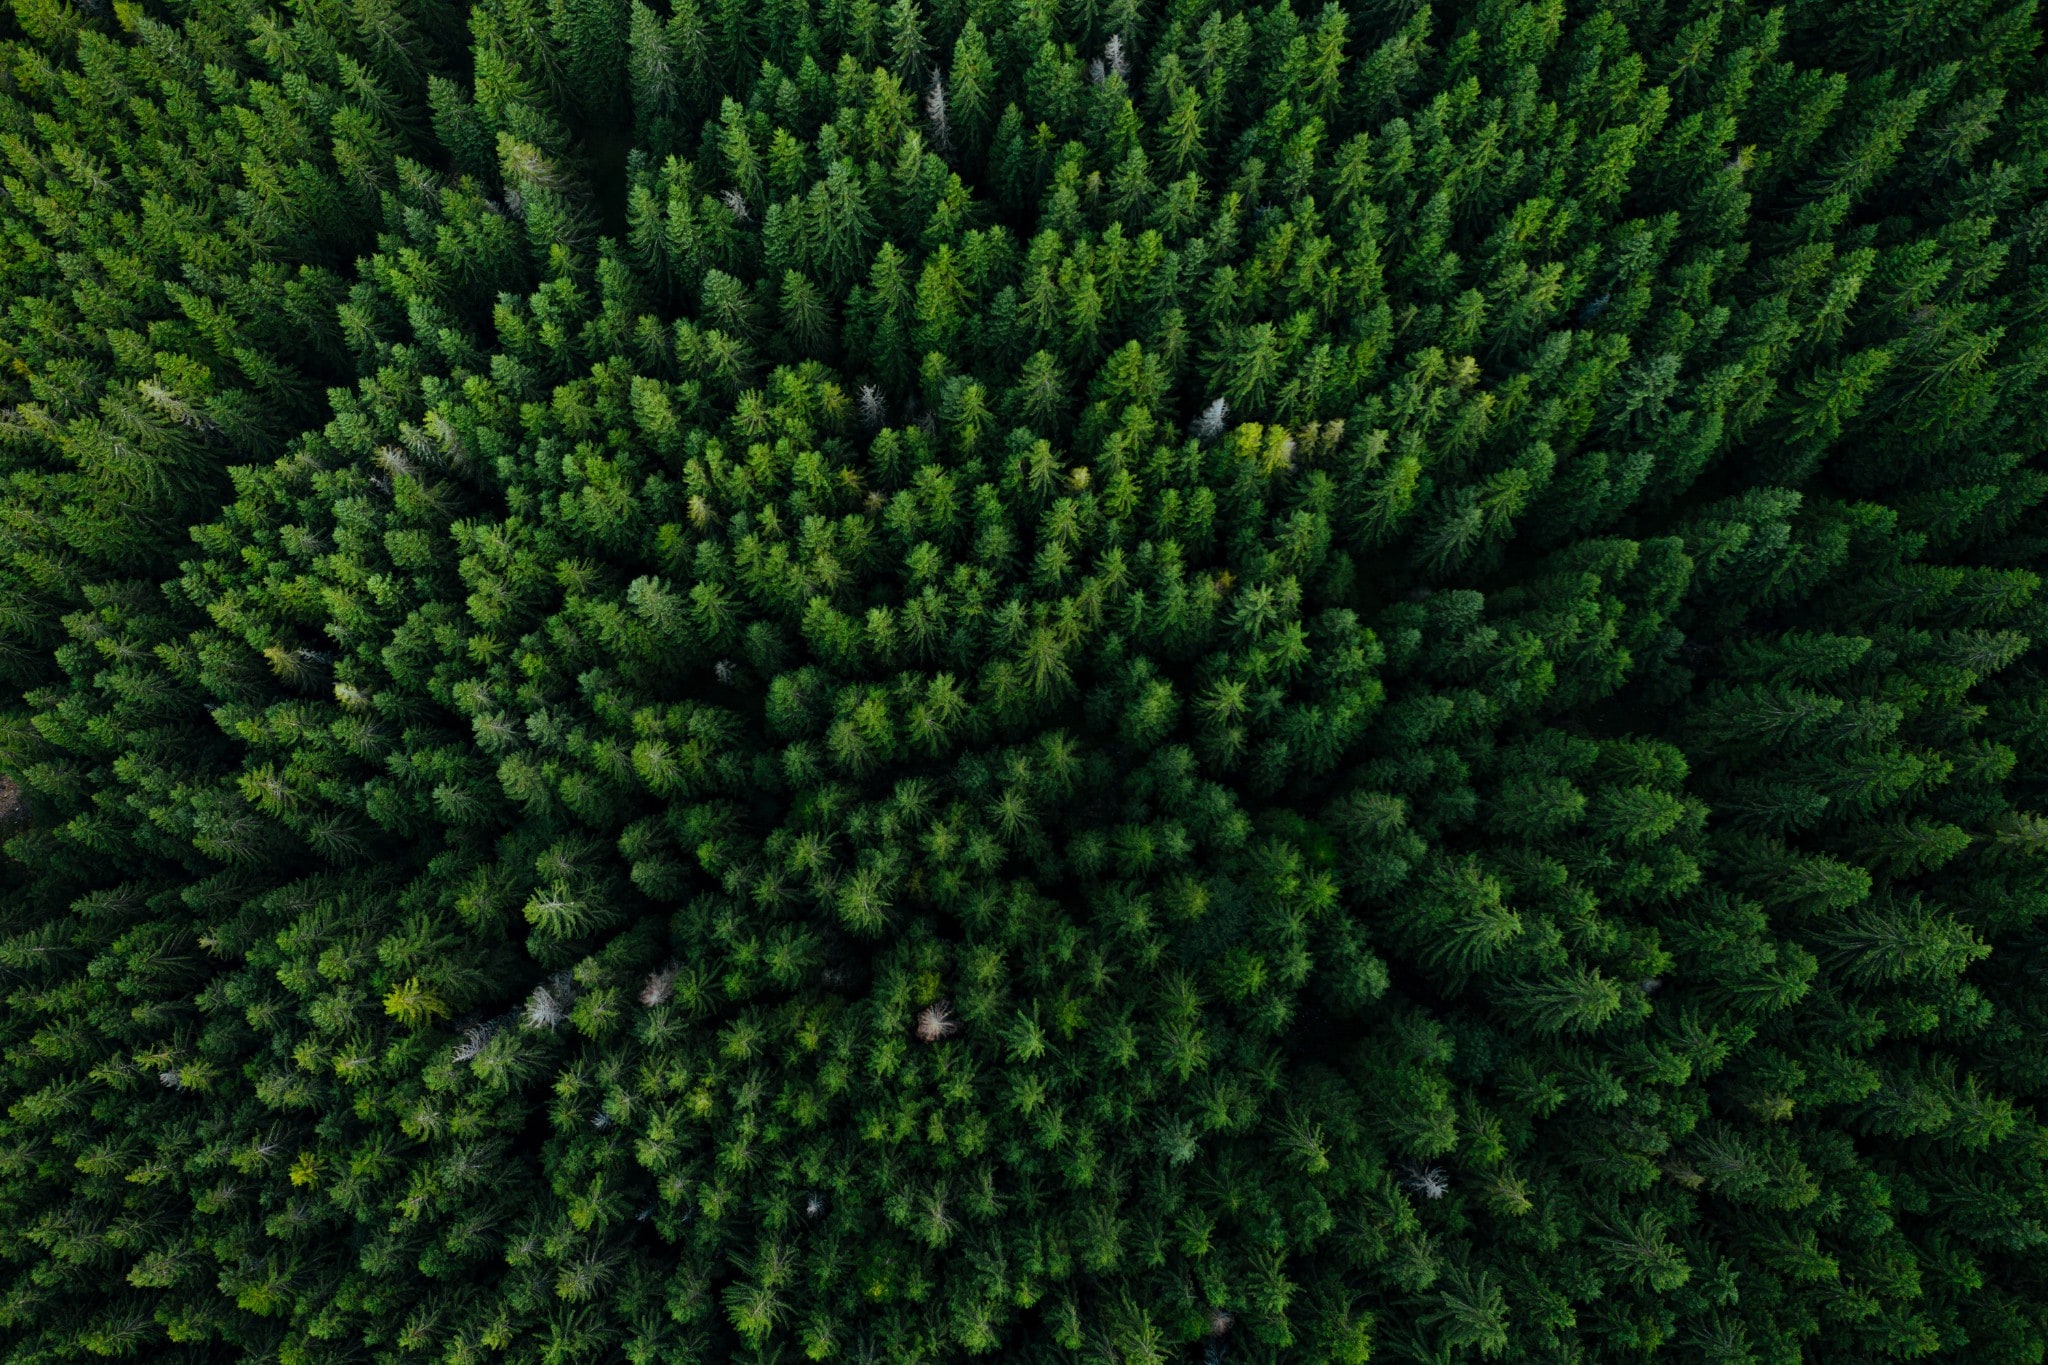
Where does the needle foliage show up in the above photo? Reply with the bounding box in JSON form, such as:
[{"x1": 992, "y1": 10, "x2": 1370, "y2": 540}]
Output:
[{"x1": 0, "y1": 0, "x2": 2045, "y2": 1360}]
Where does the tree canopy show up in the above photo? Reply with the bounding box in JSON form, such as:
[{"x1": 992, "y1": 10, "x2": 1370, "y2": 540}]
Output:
[{"x1": 0, "y1": 0, "x2": 2045, "y2": 1360}]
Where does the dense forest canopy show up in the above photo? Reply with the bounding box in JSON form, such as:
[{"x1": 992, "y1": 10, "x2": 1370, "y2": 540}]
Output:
[{"x1": 0, "y1": 0, "x2": 2045, "y2": 1360}]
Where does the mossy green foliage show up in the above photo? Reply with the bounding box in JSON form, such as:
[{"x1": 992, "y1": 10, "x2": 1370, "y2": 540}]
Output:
[{"x1": 1, "y1": 0, "x2": 2046, "y2": 1360}]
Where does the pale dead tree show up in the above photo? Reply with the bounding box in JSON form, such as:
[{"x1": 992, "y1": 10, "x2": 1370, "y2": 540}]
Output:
[
  {"x1": 451, "y1": 1020, "x2": 500, "y2": 1063},
  {"x1": 915, "y1": 1000, "x2": 958, "y2": 1043},
  {"x1": 1399, "y1": 1160, "x2": 1451, "y2": 1200},
  {"x1": 523, "y1": 986, "x2": 566, "y2": 1030},
  {"x1": 639, "y1": 963, "x2": 679, "y2": 1006},
  {"x1": 1089, "y1": 35, "x2": 1130, "y2": 84},
  {"x1": 720, "y1": 188, "x2": 751, "y2": 222},
  {"x1": 925, "y1": 72, "x2": 951, "y2": 152},
  {"x1": 524, "y1": 972, "x2": 578, "y2": 1030},
  {"x1": 1192, "y1": 397, "x2": 1228, "y2": 443},
  {"x1": 1105, "y1": 34, "x2": 1129, "y2": 81},
  {"x1": 859, "y1": 384, "x2": 887, "y2": 429}
]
